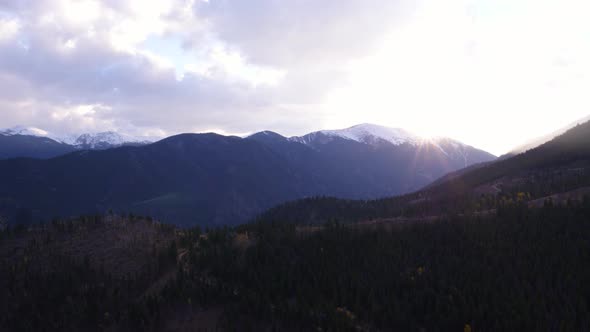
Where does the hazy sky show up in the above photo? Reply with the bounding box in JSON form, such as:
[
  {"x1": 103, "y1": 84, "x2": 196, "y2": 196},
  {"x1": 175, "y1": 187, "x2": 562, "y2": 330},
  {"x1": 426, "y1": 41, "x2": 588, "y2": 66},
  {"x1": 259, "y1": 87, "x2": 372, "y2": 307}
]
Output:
[{"x1": 0, "y1": 0, "x2": 589, "y2": 155}]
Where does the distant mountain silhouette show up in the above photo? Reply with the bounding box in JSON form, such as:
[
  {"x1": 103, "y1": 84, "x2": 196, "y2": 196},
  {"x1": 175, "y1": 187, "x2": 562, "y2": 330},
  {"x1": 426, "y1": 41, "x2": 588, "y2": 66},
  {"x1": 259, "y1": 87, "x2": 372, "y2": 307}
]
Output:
[
  {"x1": 0, "y1": 126, "x2": 156, "y2": 159},
  {"x1": 251, "y1": 124, "x2": 496, "y2": 198},
  {"x1": 258, "y1": 120, "x2": 590, "y2": 225},
  {"x1": 0, "y1": 124, "x2": 495, "y2": 226},
  {"x1": 0, "y1": 134, "x2": 75, "y2": 159}
]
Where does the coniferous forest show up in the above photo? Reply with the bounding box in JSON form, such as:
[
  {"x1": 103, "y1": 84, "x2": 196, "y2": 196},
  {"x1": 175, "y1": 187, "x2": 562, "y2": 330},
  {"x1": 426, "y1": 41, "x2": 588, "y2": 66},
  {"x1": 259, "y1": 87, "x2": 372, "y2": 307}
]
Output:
[
  {"x1": 3, "y1": 1, "x2": 590, "y2": 331},
  {"x1": 2, "y1": 200, "x2": 590, "y2": 331},
  {"x1": 2, "y1": 123, "x2": 590, "y2": 331}
]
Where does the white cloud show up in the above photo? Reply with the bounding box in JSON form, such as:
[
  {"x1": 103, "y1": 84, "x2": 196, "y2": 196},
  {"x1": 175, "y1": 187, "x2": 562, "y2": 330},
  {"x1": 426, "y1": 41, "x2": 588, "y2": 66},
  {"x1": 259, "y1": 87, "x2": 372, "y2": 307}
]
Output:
[
  {"x1": 193, "y1": 0, "x2": 411, "y2": 67},
  {"x1": 61, "y1": 0, "x2": 101, "y2": 25},
  {"x1": 0, "y1": 17, "x2": 19, "y2": 41},
  {"x1": 316, "y1": 0, "x2": 590, "y2": 154},
  {"x1": 184, "y1": 45, "x2": 286, "y2": 86},
  {"x1": 0, "y1": 0, "x2": 588, "y2": 154}
]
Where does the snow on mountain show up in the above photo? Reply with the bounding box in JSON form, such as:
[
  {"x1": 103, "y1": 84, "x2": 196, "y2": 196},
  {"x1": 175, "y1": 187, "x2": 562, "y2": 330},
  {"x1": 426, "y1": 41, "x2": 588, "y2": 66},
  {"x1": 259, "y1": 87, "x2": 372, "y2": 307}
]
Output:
[
  {"x1": 290, "y1": 123, "x2": 420, "y2": 146},
  {"x1": 71, "y1": 132, "x2": 154, "y2": 149},
  {"x1": 0, "y1": 126, "x2": 51, "y2": 137},
  {"x1": 2, "y1": 123, "x2": 485, "y2": 162},
  {"x1": 286, "y1": 123, "x2": 486, "y2": 165},
  {"x1": 0, "y1": 126, "x2": 156, "y2": 149}
]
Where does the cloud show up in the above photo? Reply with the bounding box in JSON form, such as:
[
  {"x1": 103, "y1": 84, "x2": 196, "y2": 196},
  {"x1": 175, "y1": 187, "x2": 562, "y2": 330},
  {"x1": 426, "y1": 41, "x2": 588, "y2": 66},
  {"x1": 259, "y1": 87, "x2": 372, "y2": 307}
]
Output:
[
  {"x1": 0, "y1": 0, "x2": 404, "y2": 137},
  {"x1": 0, "y1": 16, "x2": 19, "y2": 41},
  {"x1": 193, "y1": 0, "x2": 409, "y2": 67},
  {"x1": 0, "y1": 0, "x2": 589, "y2": 154}
]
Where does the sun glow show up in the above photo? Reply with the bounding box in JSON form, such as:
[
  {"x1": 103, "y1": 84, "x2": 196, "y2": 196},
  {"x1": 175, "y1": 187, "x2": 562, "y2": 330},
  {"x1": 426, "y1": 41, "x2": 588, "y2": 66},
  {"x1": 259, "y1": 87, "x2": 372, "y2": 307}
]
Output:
[
  {"x1": 61, "y1": 0, "x2": 101, "y2": 25},
  {"x1": 319, "y1": 0, "x2": 590, "y2": 155}
]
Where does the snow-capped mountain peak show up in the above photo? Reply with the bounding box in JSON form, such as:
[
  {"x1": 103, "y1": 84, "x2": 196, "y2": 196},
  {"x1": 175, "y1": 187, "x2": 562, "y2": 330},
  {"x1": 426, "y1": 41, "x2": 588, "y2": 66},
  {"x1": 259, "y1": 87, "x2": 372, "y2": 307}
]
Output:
[
  {"x1": 323, "y1": 123, "x2": 420, "y2": 145},
  {"x1": 0, "y1": 126, "x2": 157, "y2": 149},
  {"x1": 290, "y1": 123, "x2": 420, "y2": 146},
  {"x1": 0, "y1": 126, "x2": 50, "y2": 137},
  {"x1": 72, "y1": 131, "x2": 153, "y2": 149}
]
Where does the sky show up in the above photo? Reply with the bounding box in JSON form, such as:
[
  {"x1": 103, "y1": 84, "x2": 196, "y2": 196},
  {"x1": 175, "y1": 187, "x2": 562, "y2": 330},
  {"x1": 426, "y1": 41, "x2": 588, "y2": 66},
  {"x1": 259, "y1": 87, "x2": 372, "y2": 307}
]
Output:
[{"x1": 0, "y1": 0, "x2": 589, "y2": 155}]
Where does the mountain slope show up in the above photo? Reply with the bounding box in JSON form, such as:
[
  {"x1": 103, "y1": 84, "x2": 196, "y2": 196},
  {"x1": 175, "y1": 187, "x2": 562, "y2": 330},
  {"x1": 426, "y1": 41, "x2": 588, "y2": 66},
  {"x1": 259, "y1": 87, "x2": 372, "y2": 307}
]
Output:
[
  {"x1": 0, "y1": 126, "x2": 156, "y2": 159},
  {"x1": 290, "y1": 123, "x2": 420, "y2": 146},
  {"x1": 249, "y1": 124, "x2": 495, "y2": 198},
  {"x1": 65, "y1": 131, "x2": 155, "y2": 149},
  {"x1": 4, "y1": 203, "x2": 590, "y2": 331},
  {"x1": 505, "y1": 114, "x2": 590, "y2": 156},
  {"x1": 0, "y1": 124, "x2": 495, "y2": 227},
  {"x1": 430, "y1": 120, "x2": 590, "y2": 196},
  {"x1": 0, "y1": 133, "x2": 317, "y2": 226},
  {"x1": 2, "y1": 124, "x2": 589, "y2": 332},
  {"x1": 290, "y1": 123, "x2": 494, "y2": 167},
  {"x1": 258, "y1": 120, "x2": 590, "y2": 225},
  {"x1": 0, "y1": 134, "x2": 75, "y2": 159}
]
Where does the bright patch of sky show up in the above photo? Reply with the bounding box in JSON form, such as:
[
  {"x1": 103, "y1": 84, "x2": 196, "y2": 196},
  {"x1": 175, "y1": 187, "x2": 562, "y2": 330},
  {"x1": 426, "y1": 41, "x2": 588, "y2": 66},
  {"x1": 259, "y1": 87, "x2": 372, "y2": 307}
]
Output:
[
  {"x1": 142, "y1": 36, "x2": 191, "y2": 80},
  {"x1": 0, "y1": 0, "x2": 589, "y2": 155}
]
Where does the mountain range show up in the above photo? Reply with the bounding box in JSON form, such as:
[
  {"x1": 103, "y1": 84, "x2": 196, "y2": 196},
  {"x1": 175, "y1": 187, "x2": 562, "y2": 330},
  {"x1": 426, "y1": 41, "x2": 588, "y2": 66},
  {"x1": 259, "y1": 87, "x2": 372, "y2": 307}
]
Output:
[
  {"x1": 0, "y1": 123, "x2": 495, "y2": 226},
  {"x1": 259, "y1": 119, "x2": 590, "y2": 225},
  {"x1": 0, "y1": 126, "x2": 156, "y2": 159},
  {"x1": 3, "y1": 119, "x2": 590, "y2": 331}
]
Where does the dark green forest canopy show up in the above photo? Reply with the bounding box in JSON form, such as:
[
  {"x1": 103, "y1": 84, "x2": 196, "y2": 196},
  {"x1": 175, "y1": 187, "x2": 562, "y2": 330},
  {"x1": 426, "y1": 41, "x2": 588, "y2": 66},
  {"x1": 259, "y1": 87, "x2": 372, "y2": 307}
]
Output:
[
  {"x1": 2, "y1": 202, "x2": 590, "y2": 331},
  {"x1": 2, "y1": 122, "x2": 590, "y2": 331}
]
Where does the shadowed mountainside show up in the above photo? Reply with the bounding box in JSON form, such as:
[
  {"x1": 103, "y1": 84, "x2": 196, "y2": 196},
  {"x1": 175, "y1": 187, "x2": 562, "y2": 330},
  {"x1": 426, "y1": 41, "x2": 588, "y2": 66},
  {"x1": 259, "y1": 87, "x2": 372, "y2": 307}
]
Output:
[{"x1": 0, "y1": 127, "x2": 494, "y2": 227}]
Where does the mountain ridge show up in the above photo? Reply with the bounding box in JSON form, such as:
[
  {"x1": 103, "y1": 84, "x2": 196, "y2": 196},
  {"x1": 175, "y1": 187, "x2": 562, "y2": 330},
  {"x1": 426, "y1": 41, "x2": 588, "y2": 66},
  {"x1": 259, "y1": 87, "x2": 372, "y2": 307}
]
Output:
[
  {"x1": 0, "y1": 128, "x2": 495, "y2": 226},
  {"x1": 505, "y1": 114, "x2": 590, "y2": 157},
  {"x1": 0, "y1": 126, "x2": 157, "y2": 156},
  {"x1": 256, "y1": 119, "x2": 590, "y2": 225},
  {"x1": 288, "y1": 123, "x2": 420, "y2": 147},
  {"x1": 2, "y1": 123, "x2": 493, "y2": 159}
]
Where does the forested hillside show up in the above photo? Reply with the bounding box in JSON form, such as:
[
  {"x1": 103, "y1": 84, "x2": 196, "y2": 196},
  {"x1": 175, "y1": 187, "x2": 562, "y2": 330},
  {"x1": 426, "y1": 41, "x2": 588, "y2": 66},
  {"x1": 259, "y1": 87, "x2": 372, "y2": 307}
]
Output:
[
  {"x1": 2, "y1": 202, "x2": 590, "y2": 331},
  {"x1": 2, "y1": 122, "x2": 589, "y2": 331},
  {"x1": 258, "y1": 121, "x2": 590, "y2": 225},
  {"x1": 0, "y1": 126, "x2": 494, "y2": 227}
]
